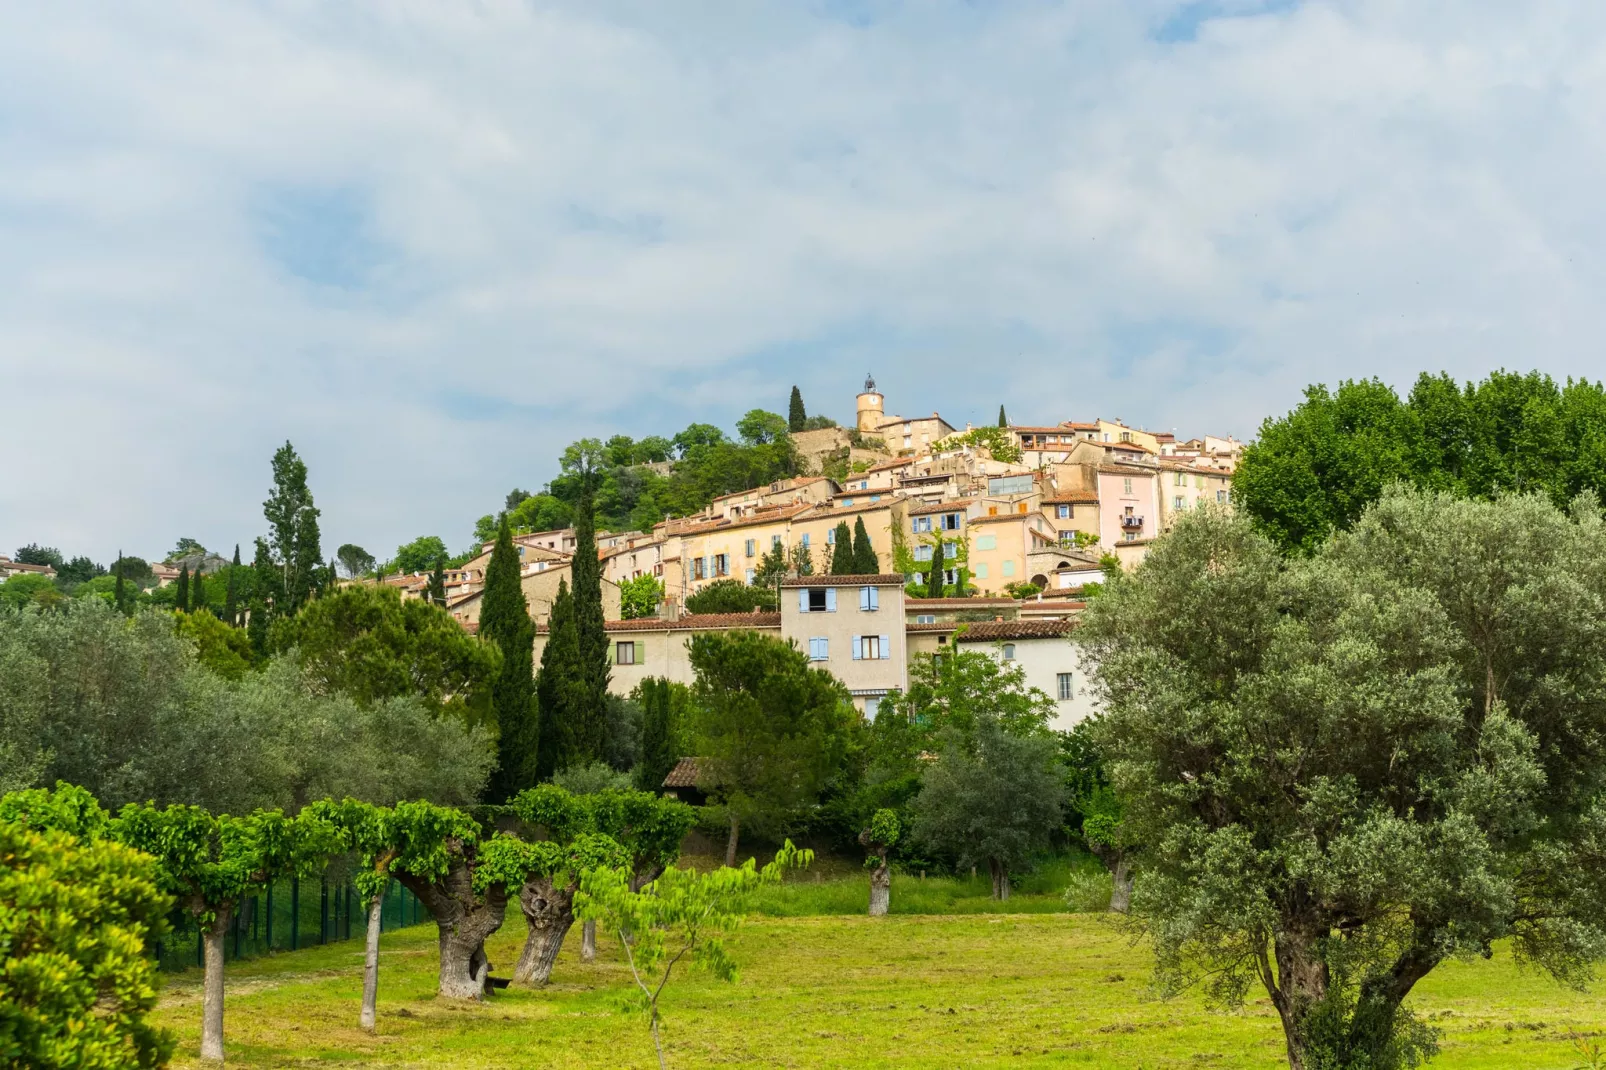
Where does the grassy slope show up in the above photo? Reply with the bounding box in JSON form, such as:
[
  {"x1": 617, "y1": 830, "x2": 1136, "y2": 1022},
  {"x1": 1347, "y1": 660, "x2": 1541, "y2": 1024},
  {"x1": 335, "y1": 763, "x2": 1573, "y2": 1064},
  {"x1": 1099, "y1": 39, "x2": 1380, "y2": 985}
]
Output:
[{"x1": 151, "y1": 878, "x2": 1606, "y2": 1070}]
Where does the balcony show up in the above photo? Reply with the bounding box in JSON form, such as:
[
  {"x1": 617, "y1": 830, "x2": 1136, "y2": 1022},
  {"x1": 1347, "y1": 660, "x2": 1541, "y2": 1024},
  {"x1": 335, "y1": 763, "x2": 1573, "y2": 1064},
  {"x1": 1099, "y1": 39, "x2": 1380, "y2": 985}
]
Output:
[{"x1": 1120, "y1": 515, "x2": 1145, "y2": 530}]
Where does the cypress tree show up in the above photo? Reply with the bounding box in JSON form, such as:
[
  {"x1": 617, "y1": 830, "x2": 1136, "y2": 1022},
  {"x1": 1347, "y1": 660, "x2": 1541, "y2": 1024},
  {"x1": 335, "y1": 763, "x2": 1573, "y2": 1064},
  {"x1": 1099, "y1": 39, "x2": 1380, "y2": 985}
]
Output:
[
  {"x1": 192, "y1": 571, "x2": 208, "y2": 616},
  {"x1": 830, "y1": 521, "x2": 855, "y2": 574},
  {"x1": 927, "y1": 537, "x2": 945, "y2": 599},
  {"x1": 569, "y1": 489, "x2": 610, "y2": 764},
  {"x1": 482, "y1": 514, "x2": 538, "y2": 800},
  {"x1": 176, "y1": 565, "x2": 190, "y2": 613},
  {"x1": 635, "y1": 677, "x2": 679, "y2": 793},
  {"x1": 852, "y1": 516, "x2": 879, "y2": 574},
  {"x1": 247, "y1": 537, "x2": 278, "y2": 659},
  {"x1": 789, "y1": 386, "x2": 807, "y2": 433},
  {"x1": 224, "y1": 544, "x2": 241, "y2": 626},
  {"x1": 113, "y1": 552, "x2": 127, "y2": 615},
  {"x1": 998, "y1": 405, "x2": 1008, "y2": 428},
  {"x1": 427, "y1": 555, "x2": 446, "y2": 606},
  {"x1": 535, "y1": 578, "x2": 579, "y2": 780}
]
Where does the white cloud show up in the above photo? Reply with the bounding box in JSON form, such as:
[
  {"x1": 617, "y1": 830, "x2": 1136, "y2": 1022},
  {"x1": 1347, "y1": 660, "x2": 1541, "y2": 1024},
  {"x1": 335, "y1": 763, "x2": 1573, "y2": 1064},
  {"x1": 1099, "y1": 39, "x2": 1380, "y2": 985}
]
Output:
[{"x1": 3, "y1": 1, "x2": 1605, "y2": 562}]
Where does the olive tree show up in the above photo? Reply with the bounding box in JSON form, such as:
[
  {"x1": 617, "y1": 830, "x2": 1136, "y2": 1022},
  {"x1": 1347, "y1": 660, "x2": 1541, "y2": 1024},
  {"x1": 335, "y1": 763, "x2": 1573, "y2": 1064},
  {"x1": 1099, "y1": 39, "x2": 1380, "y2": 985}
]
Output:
[
  {"x1": 0, "y1": 786, "x2": 173, "y2": 1069},
  {"x1": 1077, "y1": 491, "x2": 1606, "y2": 1070},
  {"x1": 506, "y1": 785, "x2": 621, "y2": 986},
  {"x1": 859, "y1": 808, "x2": 899, "y2": 916}
]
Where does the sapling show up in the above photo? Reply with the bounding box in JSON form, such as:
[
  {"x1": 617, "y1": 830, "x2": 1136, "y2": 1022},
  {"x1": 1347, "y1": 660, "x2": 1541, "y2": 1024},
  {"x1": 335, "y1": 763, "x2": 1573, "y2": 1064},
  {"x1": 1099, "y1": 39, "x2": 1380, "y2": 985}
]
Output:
[
  {"x1": 576, "y1": 840, "x2": 813, "y2": 1070},
  {"x1": 305, "y1": 798, "x2": 401, "y2": 1030},
  {"x1": 859, "y1": 808, "x2": 900, "y2": 916}
]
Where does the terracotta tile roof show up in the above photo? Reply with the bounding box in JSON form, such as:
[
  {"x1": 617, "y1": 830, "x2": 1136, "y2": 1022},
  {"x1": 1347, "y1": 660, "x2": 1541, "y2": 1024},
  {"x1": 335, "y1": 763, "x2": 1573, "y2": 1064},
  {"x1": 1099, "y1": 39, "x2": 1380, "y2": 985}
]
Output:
[
  {"x1": 969, "y1": 513, "x2": 1036, "y2": 526},
  {"x1": 0, "y1": 560, "x2": 56, "y2": 575},
  {"x1": 1043, "y1": 491, "x2": 1100, "y2": 504},
  {"x1": 800, "y1": 499, "x2": 901, "y2": 520},
  {"x1": 954, "y1": 619, "x2": 1078, "y2": 641},
  {"x1": 663, "y1": 757, "x2": 702, "y2": 788},
  {"x1": 906, "y1": 498, "x2": 973, "y2": 516},
  {"x1": 669, "y1": 503, "x2": 815, "y2": 538},
  {"x1": 906, "y1": 621, "x2": 959, "y2": 632},
  {"x1": 779, "y1": 574, "x2": 907, "y2": 588},
  {"x1": 1098, "y1": 464, "x2": 1158, "y2": 476},
  {"x1": 539, "y1": 612, "x2": 781, "y2": 633},
  {"x1": 866, "y1": 457, "x2": 914, "y2": 472},
  {"x1": 905, "y1": 596, "x2": 1015, "y2": 608}
]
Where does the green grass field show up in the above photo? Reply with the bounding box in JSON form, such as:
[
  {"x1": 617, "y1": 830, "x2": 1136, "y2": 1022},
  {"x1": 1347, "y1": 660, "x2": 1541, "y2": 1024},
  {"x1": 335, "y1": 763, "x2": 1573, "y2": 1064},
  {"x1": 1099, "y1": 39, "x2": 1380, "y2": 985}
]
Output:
[{"x1": 152, "y1": 872, "x2": 1606, "y2": 1069}]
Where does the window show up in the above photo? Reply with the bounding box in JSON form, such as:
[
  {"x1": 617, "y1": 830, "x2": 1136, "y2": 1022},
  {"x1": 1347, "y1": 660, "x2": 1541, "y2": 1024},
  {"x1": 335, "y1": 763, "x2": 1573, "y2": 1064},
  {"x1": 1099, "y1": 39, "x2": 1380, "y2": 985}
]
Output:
[
  {"x1": 870, "y1": 494, "x2": 881, "y2": 503},
  {"x1": 1123, "y1": 477, "x2": 1133, "y2": 494},
  {"x1": 1173, "y1": 496, "x2": 1185, "y2": 511},
  {"x1": 745, "y1": 568, "x2": 755, "y2": 584},
  {"x1": 854, "y1": 634, "x2": 891, "y2": 660},
  {"x1": 859, "y1": 481, "x2": 869, "y2": 490},
  {"x1": 772, "y1": 535, "x2": 783, "y2": 548},
  {"x1": 808, "y1": 637, "x2": 829, "y2": 661},
  {"x1": 1056, "y1": 504, "x2": 1071, "y2": 519},
  {"x1": 1057, "y1": 673, "x2": 1074, "y2": 700},
  {"x1": 915, "y1": 614, "x2": 936, "y2": 624},
  {"x1": 1002, "y1": 643, "x2": 1016, "y2": 661},
  {"x1": 801, "y1": 532, "x2": 810, "y2": 548},
  {"x1": 800, "y1": 588, "x2": 835, "y2": 613},
  {"x1": 616, "y1": 641, "x2": 641, "y2": 666},
  {"x1": 1120, "y1": 431, "x2": 1132, "y2": 443},
  {"x1": 518, "y1": 546, "x2": 526, "y2": 556},
  {"x1": 745, "y1": 538, "x2": 756, "y2": 558},
  {"x1": 943, "y1": 568, "x2": 958, "y2": 586},
  {"x1": 713, "y1": 553, "x2": 729, "y2": 576},
  {"x1": 913, "y1": 544, "x2": 933, "y2": 562},
  {"x1": 1174, "y1": 472, "x2": 1186, "y2": 486},
  {"x1": 940, "y1": 513, "x2": 960, "y2": 531},
  {"x1": 1018, "y1": 502, "x2": 1028, "y2": 514},
  {"x1": 1001, "y1": 560, "x2": 1016, "y2": 577},
  {"x1": 692, "y1": 557, "x2": 706, "y2": 580},
  {"x1": 937, "y1": 635, "x2": 948, "y2": 645},
  {"x1": 1124, "y1": 531, "x2": 1136, "y2": 542},
  {"x1": 826, "y1": 527, "x2": 835, "y2": 545},
  {"x1": 975, "y1": 535, "x2": 997, "y2": 551},
  {"x1": 859, "y1": 586, "x2": 879, "y2": 611},
  {"x1": 974, "y1": 563, "x2": 989, "y2": 579},
  {"x1": 912, "y1": 516, "x2": 932, "y2": 533},
  {"x1": 842, "y1": 497, "x2": 853, "y2": 506},
  {"x1": 864, "y1": 697, "x2": 881, "y2": 718},
  {"x1": 1217, "y1": 489, "x2": 1227, "y2": 503}
]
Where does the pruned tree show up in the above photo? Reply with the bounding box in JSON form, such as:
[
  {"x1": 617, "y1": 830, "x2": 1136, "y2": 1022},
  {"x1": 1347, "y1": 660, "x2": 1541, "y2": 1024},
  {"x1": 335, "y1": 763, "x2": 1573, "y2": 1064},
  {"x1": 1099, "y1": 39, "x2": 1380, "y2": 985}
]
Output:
[
  {"x1": 575, "y1": 841, "x2": 813, "y2": 1070},
  {"x1": 859, "y1": 808, "x2": 899, "y2": 916},
  {"x1": 1077, "y1": 491, "x2": 1606, "y2": 1070},
  {"x1": 112, "y1": 802, "x2": 338, "y2": 1062}
]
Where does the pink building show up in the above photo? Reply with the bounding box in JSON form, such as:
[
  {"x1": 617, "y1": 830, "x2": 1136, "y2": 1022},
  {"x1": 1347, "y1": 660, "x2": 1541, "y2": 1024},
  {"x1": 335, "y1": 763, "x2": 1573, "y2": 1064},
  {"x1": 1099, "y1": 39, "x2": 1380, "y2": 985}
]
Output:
[{"x1": 1095, "y1": 465, "x2": 1159, "y2": 550}]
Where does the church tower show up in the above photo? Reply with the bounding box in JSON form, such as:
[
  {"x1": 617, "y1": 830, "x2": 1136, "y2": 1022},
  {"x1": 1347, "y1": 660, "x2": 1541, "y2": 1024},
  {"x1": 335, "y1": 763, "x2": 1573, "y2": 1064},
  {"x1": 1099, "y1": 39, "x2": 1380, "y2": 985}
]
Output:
[{"x1": 856, "y1": 374, "x2": 884, "y2": 433}]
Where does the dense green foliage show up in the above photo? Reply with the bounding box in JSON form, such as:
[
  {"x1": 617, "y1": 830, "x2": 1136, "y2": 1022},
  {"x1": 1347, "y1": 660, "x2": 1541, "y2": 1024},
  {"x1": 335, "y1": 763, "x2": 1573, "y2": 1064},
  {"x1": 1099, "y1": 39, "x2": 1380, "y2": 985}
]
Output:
[
  {"x1": 851, "y1": 517, "x2": 879, "y2": 574},
  {"x1": 336, "y1": 543, "x2": 375, "y2": 579},
  {"x1": 0, "y1": 600, "x2": 494, "y2": 811},
  {"x1": 0, "y1": 804, "x2": 174, "y2": 1068},
  {"x1": 829, "y1": 522, "x2": 855, "y2": 574},
  {"x1": 633, "y1": 678, "x2": 687, "y2": 793},
  {"x1": 1078, "y1": 492, "x2": 1606, "y2": 1069},
  {"x1": 1235, "y1": 370, "x2": 1606, "y2": 554},
  {"x1": 925, "y1": 536, "x2": 945, "y2": 599},
  {"x1": 481, "y1": 516, "x2": 538, "y2": 800},
  {"x1": 569, "y1": 492, "x2": 611, "y2": 766},
  {"x1": 684, "y1": 578, "x2": 778, "y2": 615},
  {"x1": 688, "y1": 631, "x2": 855, "y2": 862},
  {"x1": 392, "y1": 535, "x2": 449, "y2": 576},
  {"x1": 272, "y1": 582, "x2": 499, "y2": 719},
  {"x1": 535, "y1": 580, "x2": 578, "y2": 782},
  {"x1": 262, "y1": 441, "x2": 323, "y2": 614},
  {"x1": 618, "y1": 574, "x2": 664, "y2": 619},
  {"x1": 933, "y1": 425, "x2": 1022, "y2": 464},
  {"x1": 788, "y1": 386, "x2": 807, "y2": 433}
]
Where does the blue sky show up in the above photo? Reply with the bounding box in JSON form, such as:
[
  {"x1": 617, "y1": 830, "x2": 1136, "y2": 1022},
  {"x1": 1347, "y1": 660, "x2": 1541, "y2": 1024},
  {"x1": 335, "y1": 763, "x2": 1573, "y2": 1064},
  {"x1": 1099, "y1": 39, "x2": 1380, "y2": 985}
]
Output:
[{"x1": 4, "y1": 1, "x2": 1605, "y2": 564}]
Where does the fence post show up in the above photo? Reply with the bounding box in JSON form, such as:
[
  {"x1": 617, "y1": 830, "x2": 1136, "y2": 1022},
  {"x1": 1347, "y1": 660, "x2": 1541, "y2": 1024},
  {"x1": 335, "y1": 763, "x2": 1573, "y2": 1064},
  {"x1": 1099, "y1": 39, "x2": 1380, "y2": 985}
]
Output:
[
  {"x1": 320, "y1": 879, "x2": 328, "y2": 945},
  {"x1": 266, "y1": 883, "x2": 275, "y2": 949},
  {"x1": 291, "y1": 876, "x2": 300, "y2": 951}
]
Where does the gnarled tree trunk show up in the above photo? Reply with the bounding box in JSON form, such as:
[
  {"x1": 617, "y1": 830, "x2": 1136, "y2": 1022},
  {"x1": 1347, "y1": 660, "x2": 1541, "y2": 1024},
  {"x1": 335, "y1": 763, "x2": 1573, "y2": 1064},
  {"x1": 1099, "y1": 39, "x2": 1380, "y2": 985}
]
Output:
[
  {"x1": 1265, "y1": 924, "x2": 1331, "y2": 1070},
  {"x1": 988, "y1": 858, "x2": 1009, "y2": 901},
  {"x1": 396, "y1": 865, "x2": 508, "y2": 1000},
  {"x1": 199, "y1": 905, "x2": 230, "y2": 1062},
  {"x1": 725, "y1": 814, "x2": 740, "y2": 867},
  {"x1": 868, "y1": 850, "x2": 891, "y2": 916},
  {"x1": 360, "y1": 893, "x2": 384, "y2": 1031},
  {"x1": 1109, "y1": 857, "x2": 1134, "y2": 914},
  {"x1": 512, "y1": 875, "x2": 576, "y2": 986}
]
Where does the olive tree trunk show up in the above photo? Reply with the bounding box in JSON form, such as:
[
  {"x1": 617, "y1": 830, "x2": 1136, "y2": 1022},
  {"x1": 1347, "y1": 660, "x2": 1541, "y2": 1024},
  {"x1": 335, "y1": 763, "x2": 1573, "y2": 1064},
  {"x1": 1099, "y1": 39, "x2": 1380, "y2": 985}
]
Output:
[
  {"x1": 1108, "y1": 857, "x2": 1134, "y2": 914},
  {"x1": 580, "y1": 920, "x2": 597, "y2": 962},
  {"x1": 360, "y1": 893, "x2": 384, "y2": 1031},
  {"x1": 867, "y1": 847, "x2": 891, "y2": 916},
  {"x1": 199, "y1": 905, "x2": 230, "y2": 1062},
  {"x1": 512, "y1": 876, "x2": 575, "y2": 987},
  {"x1": 988, "y1": 858, "x2": 1009, "y2": 901},
  {"x1": 725, "y1": 814, "x2": 740, "y2": 867},
  {"x1": 396, "y1": 867, "x2": 508, "y2": 1000}
]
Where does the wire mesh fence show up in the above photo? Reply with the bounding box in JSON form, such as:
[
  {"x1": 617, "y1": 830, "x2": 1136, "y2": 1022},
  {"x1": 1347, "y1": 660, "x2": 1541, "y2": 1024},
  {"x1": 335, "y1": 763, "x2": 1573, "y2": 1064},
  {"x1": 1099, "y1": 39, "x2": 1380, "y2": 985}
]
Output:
[{"x1": 153, "y1": 866, "x2": 430, "y2": 972}]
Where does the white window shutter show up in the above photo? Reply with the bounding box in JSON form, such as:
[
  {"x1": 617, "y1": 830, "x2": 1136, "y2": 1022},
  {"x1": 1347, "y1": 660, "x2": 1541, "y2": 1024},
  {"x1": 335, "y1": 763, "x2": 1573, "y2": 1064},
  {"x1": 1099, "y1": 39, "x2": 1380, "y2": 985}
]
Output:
[
  {"x1": 826, "y1": 588, "x2": 837, "y2": 612},
  {"x1": 880, "y1": 634, "x2": 891, "y2": 659},
  {"x1": 852, "y1": 636, "x2": 861, "y2": 660},
  {"x1": 798, "y1": 589, "x2": 809, "y2": 613}
]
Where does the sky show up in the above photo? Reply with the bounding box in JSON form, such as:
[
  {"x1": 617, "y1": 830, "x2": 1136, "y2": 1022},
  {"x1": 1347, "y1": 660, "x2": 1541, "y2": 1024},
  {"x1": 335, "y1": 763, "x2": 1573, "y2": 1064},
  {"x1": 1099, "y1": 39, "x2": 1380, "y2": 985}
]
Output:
[{"x1": 4, "y1": 1, "x2": 1605, "y2": 566}]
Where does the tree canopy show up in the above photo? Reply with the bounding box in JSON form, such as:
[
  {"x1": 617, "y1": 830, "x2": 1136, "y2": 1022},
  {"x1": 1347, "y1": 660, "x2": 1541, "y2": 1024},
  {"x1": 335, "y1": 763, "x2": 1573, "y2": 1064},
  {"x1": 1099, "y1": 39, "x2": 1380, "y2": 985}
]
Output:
[{"x1": 1078, "y1": 492, "x2": 1606, "y2": 1069}]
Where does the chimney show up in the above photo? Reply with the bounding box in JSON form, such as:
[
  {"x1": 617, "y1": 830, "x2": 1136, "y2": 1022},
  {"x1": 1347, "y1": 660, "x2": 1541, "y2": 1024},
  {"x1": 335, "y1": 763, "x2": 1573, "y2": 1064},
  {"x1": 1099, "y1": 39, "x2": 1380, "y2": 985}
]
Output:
[{"x1": 659, "y1": 596, "x2": 682, "y2": 623}]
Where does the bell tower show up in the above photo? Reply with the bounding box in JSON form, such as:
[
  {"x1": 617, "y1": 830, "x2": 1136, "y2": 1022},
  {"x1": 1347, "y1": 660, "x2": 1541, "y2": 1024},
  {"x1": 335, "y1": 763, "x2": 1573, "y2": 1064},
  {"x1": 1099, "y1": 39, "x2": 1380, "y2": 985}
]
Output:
[{"x1": 856, "y1": 374, "x2": 884, "y2": 433}]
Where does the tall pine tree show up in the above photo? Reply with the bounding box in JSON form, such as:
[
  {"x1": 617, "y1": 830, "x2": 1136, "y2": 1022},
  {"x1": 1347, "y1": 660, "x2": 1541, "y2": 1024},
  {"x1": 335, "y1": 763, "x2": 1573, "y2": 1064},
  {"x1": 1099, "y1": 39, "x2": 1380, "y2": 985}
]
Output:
[
  {"x1": 224, "y1": 544, "x2": 241, "y2": 626},
  {"x1": 569, "y1": 488, "x2": 611, "y2": 764},
  {"x1": 176, "y1": 565, "x2": 190, "y2": 613},
  {"x1": 482, "y1": 514, "x2": 538, "y2": 800},
  {"x1": 998, "y1": 405, "x2": 1008, "y2": 428},
  {"x1": 535, "y1": 578, "x2": 580, "y2": 780},
  {"x1": 926, "y1": 537, "x2": 945, "y2": 599},
  {"x1": 192, "y1": 571, "x2": 208, "y2": 615},
  {"x1": 830, "y1": 521, "x2": 855, "y2": 574},
  {"x1": 113, "y1": 551, "x2": 127, "y2": 615},
  {"x1": 851, "y1": 516, "x2": 879, "y2": 574},
  {"x1": 788, "y1": 386, "x2": 807, "y2": 432},
  {"x1": 427, "y1": 555, "x2": 446, "y2": 606}
]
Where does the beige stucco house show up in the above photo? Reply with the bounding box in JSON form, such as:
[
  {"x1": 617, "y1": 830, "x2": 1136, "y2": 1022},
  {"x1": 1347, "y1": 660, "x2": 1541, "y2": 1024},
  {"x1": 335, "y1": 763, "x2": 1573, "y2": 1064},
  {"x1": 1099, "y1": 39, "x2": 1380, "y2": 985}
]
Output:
[
  {"x1": 780, "y1": 574, "x2": 908, "y2": 716},
  {"x1": 448, "y1": 562, "x2": 621, "y2": 630}
]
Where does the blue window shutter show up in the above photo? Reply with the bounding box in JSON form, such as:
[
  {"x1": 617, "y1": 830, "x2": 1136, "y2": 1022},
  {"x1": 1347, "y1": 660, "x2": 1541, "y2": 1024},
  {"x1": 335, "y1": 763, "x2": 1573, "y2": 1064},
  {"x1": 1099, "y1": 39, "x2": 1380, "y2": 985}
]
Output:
[
  {"x1": 851, "y1": 636, "x2": 861, "y2": 660},
  {"x1": 826, "y1": 588, "x2": 837, "y2": 612},
  {"x1": 798, "y1": 589, "x2": 809, "y2": 613},
  {"x1": 880, "y1": 634, "x2": 891, "y2": 659},
  {"x1": 859, "y1": 586, "x2": 869, "y2": 611},
  {"x1": 870, "y1": 587, "x2": 879, "y2": 610}
]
